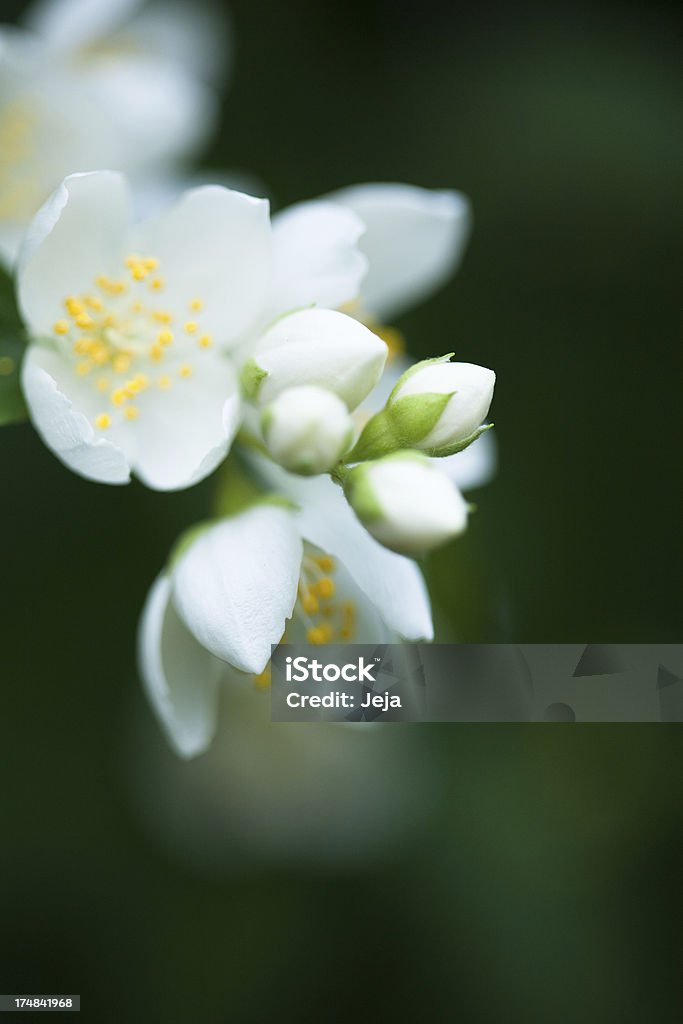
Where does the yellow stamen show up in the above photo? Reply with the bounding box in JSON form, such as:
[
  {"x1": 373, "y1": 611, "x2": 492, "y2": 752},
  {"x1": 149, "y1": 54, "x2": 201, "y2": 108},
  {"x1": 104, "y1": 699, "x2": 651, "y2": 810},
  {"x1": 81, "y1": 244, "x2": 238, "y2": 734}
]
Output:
[
  {"x1": 157, "y1": 330, "x2": 173, "y2": 346},
  {"x1": 198, "y1": 334, "x2": 213, "y2": 349},
  {"x1": 150, "y1": 344, "x2": 163, "y2": 362},
  {"x1": 95, "y1": 413, "x2": 111, "y2": 429},
  {"x1": 189, "y1": 298, "x2": 203, "y2": 312},
  {"x1": 96, "y1": 377, "x2": 109, "y2": 393},
  {"x1": 302, "y1": 593, "x2": 319, "y2": 616},
  {"x1": 158, "y1": 375, "x2": 172, "y2": 390},
  {"x1": 315, "y1": 577, "x2": 335, "y2": 600},
  {"x1": 178, "y1": 364, "x2": 193, "y2": 379},
  {"x1": 124, "y1": 406, "x2": 139, "y2": 421},
  {"x1": 75, "y1": 360, "x2": 92, "y2": 377},
  {"x1": 75, "y1": 312, "x2": 93, "y2": 329},
  {"x1": 184, "y1": 320, "x2": 198, "y2": 335},
  {"x1": 153, "y1": 311, "x2": 172, "y2": 324},
  {"x1": 150, "y1": 277, "x2": 165, "y2": 291},
  {"x1": 111, "y1": 389, "x2": 127, "y2": 407},
  {"x1": 54, "y1": 320, "x2": 70, "y2": 335},
  {"x1": 314, "y1": 555, "x2": 335, "y2": 573},
  {"x1": 112, "y1": 354, "x2": 131, "y2": 374}
]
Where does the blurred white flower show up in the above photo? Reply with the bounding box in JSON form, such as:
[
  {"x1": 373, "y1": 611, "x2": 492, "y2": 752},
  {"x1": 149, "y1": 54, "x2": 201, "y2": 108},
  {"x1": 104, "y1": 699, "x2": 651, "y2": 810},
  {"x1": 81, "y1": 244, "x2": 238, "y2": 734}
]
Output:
[
  {"x1": 284, "y1": 182, "x2": 471, "y2": 322},
  {"x1": 0, "y1": 0, "x2": 228, "y2": 262},
  {"x1": 139, "y1": 494, "x2": 432, "y2": 758},
  {"x1": 18, "y1": 171, "x2": 379, "y2": 489},
  {"x1": 343, "y1": 451, "x2": 469, "y2": 556},
  {"x1": 260, "y1": 385, "x2": 354, "y2": 476}
]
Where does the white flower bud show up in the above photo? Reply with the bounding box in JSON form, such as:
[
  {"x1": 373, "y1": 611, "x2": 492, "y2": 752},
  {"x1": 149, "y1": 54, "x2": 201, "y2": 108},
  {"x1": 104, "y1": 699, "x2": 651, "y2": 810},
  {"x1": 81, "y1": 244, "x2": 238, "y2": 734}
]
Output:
[
  {"x1": 349, "y1": 354, "x2": 495, "y2": 462},
  {"x1": 242, "y1": 308, "x2": 387, "y2": 411},
  {"x1": 343, "y1": 452, "x2": 469, "y2": 556},
  {"x1": 261, "y1": 385, "x2": 354, "y2": 475}
]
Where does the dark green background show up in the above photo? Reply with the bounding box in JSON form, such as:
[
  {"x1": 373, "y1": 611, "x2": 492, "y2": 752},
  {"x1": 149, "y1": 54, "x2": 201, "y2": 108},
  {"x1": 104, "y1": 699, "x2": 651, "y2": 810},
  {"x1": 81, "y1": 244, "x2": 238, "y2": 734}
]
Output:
[{"x1": 1, "y1": 0, "x2": 681, "y2": 1020}]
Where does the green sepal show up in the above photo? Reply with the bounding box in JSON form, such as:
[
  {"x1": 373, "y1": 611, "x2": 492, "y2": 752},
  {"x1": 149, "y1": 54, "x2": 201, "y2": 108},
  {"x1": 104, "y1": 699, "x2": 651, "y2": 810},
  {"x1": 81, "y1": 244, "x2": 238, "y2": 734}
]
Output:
[
  {"x1": 345, "y1": 391, "x2": 452, "y2": 463},
  {"x1": 0, "y1": 265, "x2": 28, "y2": 426},
  {"x1": 343, "y1": 465, "x2": 384, "y2": 523},
  {"x1": 422, "y1": 422, "x2": 494, "y2": 458},
  {"x1": 240, "y1": 358, "x2": 267, "y2": 400}
]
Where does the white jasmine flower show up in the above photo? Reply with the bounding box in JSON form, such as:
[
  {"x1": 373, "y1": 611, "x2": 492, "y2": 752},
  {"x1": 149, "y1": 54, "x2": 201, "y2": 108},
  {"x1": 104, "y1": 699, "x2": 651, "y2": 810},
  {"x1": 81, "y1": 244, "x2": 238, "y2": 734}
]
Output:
[
  {"x1": 18, "y1": 172, "x2": 268, "y2": 489},
  {"x1": 139, "y1": 492, "x2": 432, "y2": 757},
  {"x1": 0, "y1": 0, "x2": 226, "y2": 262},
  {"x1": 18, "y1": 170, "x2": 378, "y2": 489},
  {"x1": 351, "y1": 355, "x2": 496, "y2": 462},
  {"x1": 343, "y1": 451, "x2": 469, "y2": 556},
  {"x1": 260, "y1": 385, "x2": 353, "y2": 475}
]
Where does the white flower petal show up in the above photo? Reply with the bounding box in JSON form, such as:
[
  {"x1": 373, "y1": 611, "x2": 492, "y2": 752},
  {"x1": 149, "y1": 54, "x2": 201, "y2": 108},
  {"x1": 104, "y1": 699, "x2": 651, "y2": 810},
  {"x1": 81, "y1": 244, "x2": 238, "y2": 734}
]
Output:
[
  {"x1": 18, "y1": 171, "x2": 132, "y2": 337},
  {"x1": 136, "y1": 186, "x2": 271, "y2": 345},
  {"x1": 255, "y1": 308, "x2": 387, "y2": 410},
  {"x1": 329, "y1": 183, "x2": 471, "y2": 320},
  {"x1": 21, "y1": 344, "x2": 131, "y2": 484},
  {"x1": 248, "y1": 456, "x2": 433, "y2": 641},
  {"x1": 132, "y1": 356, "x2": 240, "y2": 492},
  {"x1": 138, "y1": 573, "x2": 221, "y2": 759},
  {"x1": 270, "y1": 200, "x2": 367, "y2": 315},
  {"x1": 172, "y1": 506, "x2": 304, "y2": 674},
  {"x1": 23, "y1": 0, "x2": 142, "y2": 53}
]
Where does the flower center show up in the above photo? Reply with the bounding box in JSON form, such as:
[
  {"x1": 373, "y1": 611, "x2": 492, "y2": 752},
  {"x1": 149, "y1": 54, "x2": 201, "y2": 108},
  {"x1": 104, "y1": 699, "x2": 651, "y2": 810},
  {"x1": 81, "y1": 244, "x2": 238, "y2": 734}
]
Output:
[
  {"x1": 51, "y1": 254, "x2": 214, "y2": 431},
  {"x1": 295, "y1": 553, "x2": 356, "y2": 645}
]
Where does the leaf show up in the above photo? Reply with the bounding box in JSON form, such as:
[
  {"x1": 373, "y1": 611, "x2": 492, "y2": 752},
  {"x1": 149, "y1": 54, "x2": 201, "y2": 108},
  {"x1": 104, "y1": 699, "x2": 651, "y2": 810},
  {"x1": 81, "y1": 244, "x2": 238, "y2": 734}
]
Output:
[{"x1": 0, "y1": 265, "x2": 27, "y2": 426}]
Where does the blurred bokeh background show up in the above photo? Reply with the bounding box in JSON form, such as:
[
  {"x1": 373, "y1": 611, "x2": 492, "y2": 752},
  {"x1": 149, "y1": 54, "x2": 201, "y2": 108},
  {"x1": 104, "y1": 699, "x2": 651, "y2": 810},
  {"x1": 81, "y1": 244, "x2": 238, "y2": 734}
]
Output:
[{"x1": 1, "y1": 0, "x2": 681, "y2": 1020}]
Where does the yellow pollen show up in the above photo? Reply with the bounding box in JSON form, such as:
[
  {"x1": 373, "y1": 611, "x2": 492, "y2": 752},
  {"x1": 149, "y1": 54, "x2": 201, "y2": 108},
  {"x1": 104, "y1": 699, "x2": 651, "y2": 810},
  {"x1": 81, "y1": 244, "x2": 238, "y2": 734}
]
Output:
[
  {"x1": 340, "y1": 627, "x2": 353, "y2": 640},
  {"x1": 302, "y1": 593, "x2": 319, "y2": 616},
  {"x1": 198, "y1": 334, "x2": 213, "y2": 349},
  {"x1": 178, "y1": 364, "x2": 193, "y2": 379},
  {"x1": 96, "y1": 377, "x2": 109, "y2": 393},
  {"x1": 111, "y1": 389, "x2": 127, "y2": 407},
  {"x1": 0, "y1": 356, "x2": 15, "y2": 376},
  {"x1": 184, "y1": 320, "x2": 198, "y2": 335},
  {"x1": 91, "y1": 344, "x2": 109, "y2": 365},
  {"x1": 54, "y1": 320, "x2": 70, "y2": 335},
  {"x1": 85, "y1": 295, "x2": 103, "y2": 311},
  {"x1": 143, "y1": 257, "x2": 158, "y2": 270},
  {"x1": 131, "y1": 301, "x2": 143, "y2": 313},
  {"x1": 124, "y1": 406, "x2": 139, "y2": 421},
  {"x1": 153, "y1": 311, "x2": 172, "y2": 324},
  {"x1": 112, "y1": 354, "x2": 131, "y2": 374},
  {"x1": 131, "y1": 264, "x2": 148, "y2": 281},
  {"x1": 94, "y1": 414, "x2": 111, "y2": 430},
  {"x1": 189, "y1": 298, "x2": 203, "y2": 312},
  {"x1": 307, "y1": 626, "x2": 329, "y2": 645},
  {"x1": 150, "y1": 277, "x2": 165, "y2": 291},
  {"x1": 315, "y1": 577, "x2": 335, "y2": 600},
  {"x1": 157, "y1": 330, "x2": 173, "y2": 346},
  {"x1": 103, "y1": 313, "x2": 116, "y2": 328},
  {"x1": 75, "y1": 360, "x2": 92, "y2": 376},
  {"x1": 314, "y1": 555, "x2": 335, "y2": 573},
  {"x1": 158, "y1": 375, "x2": 172, "y2": 390},
  {"x1": 125, "y1": 254, "x2": 142, "y2": 268},
  {"x1": 73, "y1": 338, "x2": 91, "y2": 355},
  {"x1": 75, "y1": 312, "x2": 93, "y2": 329},
  {"x1": 150, "y1": 344, "x2": 164, "y2": 362},
  {"x1": 65, "y1": 297, "x2": 83, "y2": 316}
]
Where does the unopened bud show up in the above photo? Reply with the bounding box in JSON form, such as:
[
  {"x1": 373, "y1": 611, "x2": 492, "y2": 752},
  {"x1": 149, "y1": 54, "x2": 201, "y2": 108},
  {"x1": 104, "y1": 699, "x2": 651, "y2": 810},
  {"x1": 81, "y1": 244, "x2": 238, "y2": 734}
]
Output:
[
  {"x1": 343, "y1": 451, "x2": 469, "y2": 556},
  {"x1": 261, "y1": 385, "x2": 354, "y2": 475}
]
